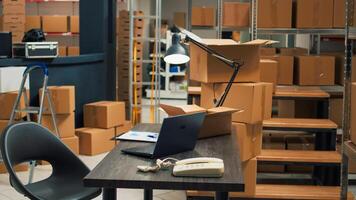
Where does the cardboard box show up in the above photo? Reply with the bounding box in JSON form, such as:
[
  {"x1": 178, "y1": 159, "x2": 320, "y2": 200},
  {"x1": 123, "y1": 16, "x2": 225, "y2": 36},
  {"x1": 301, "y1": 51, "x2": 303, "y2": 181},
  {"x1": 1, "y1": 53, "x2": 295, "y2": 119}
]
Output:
[
  {"x1": 191, "y1": 7, "x2": 215, "y2": 26},
  {"x1": 333, "y1": 54, "x2": 356, "y2": 85},
  {"x1": 329, "y1": 98, "x2": 343, "y2": 128},
  {"x1": 41, "y1": 113, "x2": 75, "y2": 138},
  {"x1": 160, "y1": 104, "x2": 237, "y2": 139},
  {"x1": 190, "y1": 39, "x2": 268, "y2": 83},
  {"x1": 333, "y1": 0, "x2": 356, "y2": 27},
  {"x1": 257, "y1": 0, "x2": 292, "y2": 28},
  {"x1": 260, "y1": 48, "x2": 276, "y2": 56},
  {"x1": 1, "y1": 15, "x2": 25, "y2": 25},
  {"x1": 0, "y1": 120, "x2": 9, "y2": 134},
  {"x1": 39, "y1": 86, "x2": 75, "y2": 114},
  {"x1": 173, "y1": 12, "x2": 186, "y2": 28},
  {"x1": 2, "y1": 5, "x2": 25, "y2": 15},
  {"x1": 2, "y1": 0, "x2": 25, "y2": 6},
  {"x1": 59, "y1": 46, "x2": 67, "y2": 56},
  {"x1": 201, "y1": 83, "x2": 264, "y2": 124},
  {"x1": 70, "y1": 16, "x2": 79, "y2": 33},
  {"x1": 0, "y1": 91, "x2": 26, "y2": 120},
  {"x1": 278, "y1": 100, "x2": 319, "y2": 118},
  {"x1": 115, "y1": 120, "x2": 132, "y2": 136},
  {"x1": 233, "y1": 123, "x2": 262, "y2": 162},
  {"x1": 67, "y1": 46, "x2": 80, "y2": 56},
  {"x1": 0, "y1": 163, "x2": 28, "y2": 174},
  {"x1": 351, "y1": 83, "x2": 356, "y2": 144},
  {"x1": 279, "y1": 48, "x2": 308, "y2": 56},
  {"x1": 76, "y1": 127, "x2": 115, "y2": 156},
  {"x1": 11, "y1": 31, "x2": 23, "y2": 43},
  {"x1": 295, "y1": 56, "x2": 335, "y2": 86},
  {"x1": 223, "y1": 2, "x2": 249, "y2": 27},
  {"x1": 296, "y1": 0, "x2": 333, "y2": 28},
  {"x1": 61, "y1": 136, "x2": 79, "y2": 155},
  {"x1": 263, "y1": 55, "x2": 294, "y2": 85},
  {"x1": 42, "y1": 16, "x2": 68, "y2": 33},
  {"x1": 84, "y1": 101, "x2": 126, "y2": 129},
  {"x1": 231, "y1": 158, "x2": 257, "y2": 197},
  {"x1": 261, "y1": 82, "x2": 273, "y2": 120},
  {"x1": 25, "y1": 16, "x2": 41, "y2": 31},
  {"x1": 2, "y1": 23, "x2": 24, "y2": 32},
  {"x1": 260, "y1": 59, "x2": 278, "y2": 89}
]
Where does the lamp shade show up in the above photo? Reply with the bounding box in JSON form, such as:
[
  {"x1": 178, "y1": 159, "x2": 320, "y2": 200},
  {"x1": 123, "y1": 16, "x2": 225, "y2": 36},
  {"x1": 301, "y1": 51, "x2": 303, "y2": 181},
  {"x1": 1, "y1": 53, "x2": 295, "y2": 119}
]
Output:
[{"x1": 164, "y1": 33, "x2": 190, "y2": 65}]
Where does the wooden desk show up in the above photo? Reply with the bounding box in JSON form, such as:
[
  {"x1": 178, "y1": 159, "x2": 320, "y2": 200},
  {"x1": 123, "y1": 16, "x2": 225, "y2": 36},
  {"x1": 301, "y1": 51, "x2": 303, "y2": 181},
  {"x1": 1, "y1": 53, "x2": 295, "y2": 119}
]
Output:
[{"x1": 84, "y1": 124, "x2": 244, "y2": 200}]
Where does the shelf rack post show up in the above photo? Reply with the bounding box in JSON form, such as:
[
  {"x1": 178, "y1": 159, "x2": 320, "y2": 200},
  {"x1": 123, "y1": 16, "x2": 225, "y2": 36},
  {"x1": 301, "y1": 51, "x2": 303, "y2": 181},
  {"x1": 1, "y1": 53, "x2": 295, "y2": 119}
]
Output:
[{"x1": 341, "y1": 0, "x2": 354, "y2": 198}]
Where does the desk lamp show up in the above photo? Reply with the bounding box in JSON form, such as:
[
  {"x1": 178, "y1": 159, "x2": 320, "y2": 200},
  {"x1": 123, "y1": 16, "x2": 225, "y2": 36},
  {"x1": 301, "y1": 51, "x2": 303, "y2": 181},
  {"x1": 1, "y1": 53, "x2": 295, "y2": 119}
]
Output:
[{"x1": 164, "y1": 27, "x2": 244, "y2": 107}]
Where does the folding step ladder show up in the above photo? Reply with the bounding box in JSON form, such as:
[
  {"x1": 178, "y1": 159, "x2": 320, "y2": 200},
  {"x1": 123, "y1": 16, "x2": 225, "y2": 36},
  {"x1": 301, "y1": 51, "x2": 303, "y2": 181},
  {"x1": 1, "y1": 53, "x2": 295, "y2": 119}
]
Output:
[{"x1": 8, "y1": 63, "x2": 60, "y2": 183}]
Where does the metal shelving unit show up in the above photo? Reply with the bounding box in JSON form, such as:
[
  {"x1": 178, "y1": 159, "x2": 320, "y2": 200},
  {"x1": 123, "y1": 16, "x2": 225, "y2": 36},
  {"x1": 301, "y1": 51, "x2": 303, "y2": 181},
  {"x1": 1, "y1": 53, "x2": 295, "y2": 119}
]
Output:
[
  {"x1": 128, "y1": 0, "x2": 162, "y2": 123},
  {"x1": 341, "y1": 0, "x2": 354, "y2": 198}
]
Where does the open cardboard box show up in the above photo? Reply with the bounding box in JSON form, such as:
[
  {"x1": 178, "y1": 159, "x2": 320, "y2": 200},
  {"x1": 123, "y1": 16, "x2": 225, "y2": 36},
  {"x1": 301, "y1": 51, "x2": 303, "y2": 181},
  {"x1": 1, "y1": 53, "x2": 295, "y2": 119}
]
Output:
[
  {"x1": 189, "y1": 39, "x2": 278, "y2": 83},
  {"x1": 160, "y1": 104, "x2": 239, "y2": 139}
]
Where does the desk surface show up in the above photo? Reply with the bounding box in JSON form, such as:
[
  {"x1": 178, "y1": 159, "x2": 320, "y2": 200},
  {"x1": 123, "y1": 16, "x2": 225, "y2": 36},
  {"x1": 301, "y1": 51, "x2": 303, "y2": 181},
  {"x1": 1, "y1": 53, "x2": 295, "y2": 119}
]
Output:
[{"x1": 84, "y1": 124, "x2": 244, "y2": 192}]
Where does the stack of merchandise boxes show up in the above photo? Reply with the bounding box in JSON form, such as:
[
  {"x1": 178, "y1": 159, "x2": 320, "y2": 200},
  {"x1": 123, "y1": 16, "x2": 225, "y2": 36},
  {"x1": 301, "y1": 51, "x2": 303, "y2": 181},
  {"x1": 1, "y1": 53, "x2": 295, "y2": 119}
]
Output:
[
  {"x1": 39, "y1": 86, "x2": 79, "y2": 155},
  {"x1": 190, "y1": 39, "x2": 274, "y2": 197},
  {"x1": 117, "y1": 10, "x2": 144, "y2": 120},
  {"x1": 0, "y1": 91, "x2": 27, "y2": 172},
  {"x1": 0, "y1": 0, "x2": 26, "y2": 42},
  {"x1": 76, "y1": 101, "x2": 131, "y2": 156}
]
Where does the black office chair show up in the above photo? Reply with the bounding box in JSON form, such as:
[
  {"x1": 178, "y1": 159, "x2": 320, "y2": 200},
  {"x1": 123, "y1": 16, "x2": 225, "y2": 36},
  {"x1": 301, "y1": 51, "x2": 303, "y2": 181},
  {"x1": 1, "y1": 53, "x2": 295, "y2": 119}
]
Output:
[{"x1": 0, "y1": 122, "x2": 102, "y2": 200}]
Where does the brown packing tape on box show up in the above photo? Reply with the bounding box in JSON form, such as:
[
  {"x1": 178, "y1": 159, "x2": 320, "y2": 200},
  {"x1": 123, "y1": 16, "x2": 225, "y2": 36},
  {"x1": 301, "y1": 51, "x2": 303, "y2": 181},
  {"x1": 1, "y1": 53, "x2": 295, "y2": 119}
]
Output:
[
  {"x1": 0, "y1": 91, "x2": 27, "y2": 120},
  {"x1": 233, "y1": 123, "x2": 262, "y2": 162},
  {"x1": 39, "y1": 86, "x2": 75, "y2": 114},
  {"x1": 76, "y1": 127, "x2": 115, "y2": 156},
  {"x1": 41, "y1": 113, "x2": 75, "y2": 138},
  {"x1": 160, "y1": 104, "x2": 238, "y2": 139},
  {"x1": 201, "y1": 82, "x2": 264, "y2": 124},
  {"x1": 84, "y1": 101, "x2": 126, "y2": 129}
]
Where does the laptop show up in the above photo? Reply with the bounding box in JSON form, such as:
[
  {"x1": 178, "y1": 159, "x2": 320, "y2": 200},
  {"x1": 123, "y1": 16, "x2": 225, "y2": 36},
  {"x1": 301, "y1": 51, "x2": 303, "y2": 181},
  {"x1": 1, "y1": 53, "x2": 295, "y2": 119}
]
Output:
[{"x1": 121, "y1": 112, "x2": 206, "y2": 158}]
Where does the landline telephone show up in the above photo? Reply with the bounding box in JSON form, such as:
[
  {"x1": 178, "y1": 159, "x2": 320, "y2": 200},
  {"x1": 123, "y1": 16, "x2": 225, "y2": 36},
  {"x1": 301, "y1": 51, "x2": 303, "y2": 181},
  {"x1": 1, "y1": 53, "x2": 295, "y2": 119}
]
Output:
[{"x1": 172, "y1": 157, "x2": 224, "y2": 177}]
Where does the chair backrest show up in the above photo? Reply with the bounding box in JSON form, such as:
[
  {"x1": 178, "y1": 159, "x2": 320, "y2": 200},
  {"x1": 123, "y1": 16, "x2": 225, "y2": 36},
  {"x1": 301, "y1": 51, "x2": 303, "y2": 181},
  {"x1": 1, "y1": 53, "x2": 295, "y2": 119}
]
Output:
[{"x1": 0, "y1": 122, "x2": 90, "y2": 199}]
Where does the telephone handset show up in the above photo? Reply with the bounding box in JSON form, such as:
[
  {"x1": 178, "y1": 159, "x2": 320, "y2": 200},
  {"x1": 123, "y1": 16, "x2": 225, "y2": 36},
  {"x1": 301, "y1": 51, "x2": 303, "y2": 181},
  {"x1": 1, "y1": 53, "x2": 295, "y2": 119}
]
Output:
[{"x1": 172, "y1": 157, "x2": 224, "y2": 177}]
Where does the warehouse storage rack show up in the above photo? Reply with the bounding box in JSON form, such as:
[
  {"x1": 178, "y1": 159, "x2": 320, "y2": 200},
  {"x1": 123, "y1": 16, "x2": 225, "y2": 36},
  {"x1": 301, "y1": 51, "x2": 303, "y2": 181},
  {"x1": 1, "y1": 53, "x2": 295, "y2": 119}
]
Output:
[{"x1": 186, "y1": 0, "x2": 355, "y2": 199}]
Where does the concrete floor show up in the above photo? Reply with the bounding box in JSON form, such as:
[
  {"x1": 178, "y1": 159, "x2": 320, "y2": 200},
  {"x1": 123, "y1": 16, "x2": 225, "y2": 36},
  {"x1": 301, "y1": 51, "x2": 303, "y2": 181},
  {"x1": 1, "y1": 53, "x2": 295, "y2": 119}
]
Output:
[{"x1": 0, "y1": 98, "x2": 355, "y2": 199}]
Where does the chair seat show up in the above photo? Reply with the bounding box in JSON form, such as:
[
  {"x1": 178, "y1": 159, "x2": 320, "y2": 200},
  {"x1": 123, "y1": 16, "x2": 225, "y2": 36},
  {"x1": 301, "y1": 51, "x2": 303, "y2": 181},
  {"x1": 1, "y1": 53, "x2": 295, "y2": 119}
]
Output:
[{"x1": 26, "y1": 177, "x2": 101, "y2": 200}]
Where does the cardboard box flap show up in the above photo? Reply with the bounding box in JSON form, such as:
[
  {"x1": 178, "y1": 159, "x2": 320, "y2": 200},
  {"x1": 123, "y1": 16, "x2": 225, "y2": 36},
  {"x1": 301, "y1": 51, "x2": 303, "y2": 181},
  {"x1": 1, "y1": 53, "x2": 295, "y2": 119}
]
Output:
[
  {"x1": 201, "y1": 39, "x2": 238, "y2": 46},
  {"x1": 242, "y1": 39, "x2": 279, "y2": 46},
  {"x1": 160, "y1": 104, "x2": 206, "y2": 116},
  {"x1": 207, "y1": 107, "x2": 240, "y2": 114}
]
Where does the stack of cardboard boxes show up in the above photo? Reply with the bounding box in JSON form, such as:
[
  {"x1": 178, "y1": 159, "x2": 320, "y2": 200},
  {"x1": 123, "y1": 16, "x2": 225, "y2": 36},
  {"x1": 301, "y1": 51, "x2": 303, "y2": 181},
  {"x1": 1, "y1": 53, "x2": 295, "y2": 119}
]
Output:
[
  {"x1": 190, "y1": 39, "x2": 274, "y2": 197},
  {"x1": 0, "y1": 91, "x2": 28, "y2": 172},
  {"x1": 39, "y1": 86, "x2": 79, "y2": 155},
  {"x1": 76, "y1": 101, "x2": 131, "y2": 156},
  {"x1": 25, "y1": 15, "x2": 80, "y2": 56},
  {"x1": 117, "y1": 10, "x2": 144, "y2": 120},
  {"x1": 0, "y1": 0, "x2": 26, "y2": 42},
  {"x1": 257, "y1": 0, "x2": 353, "y2": 29}
]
